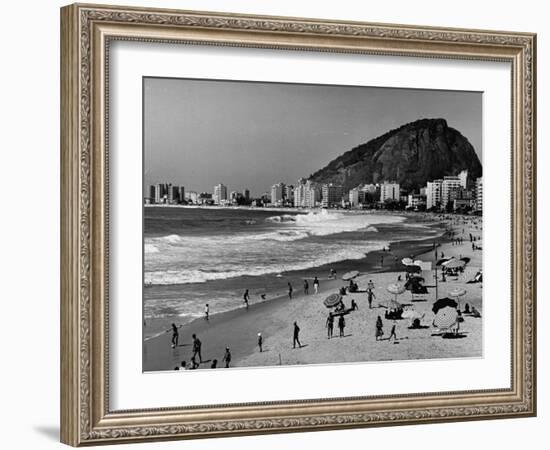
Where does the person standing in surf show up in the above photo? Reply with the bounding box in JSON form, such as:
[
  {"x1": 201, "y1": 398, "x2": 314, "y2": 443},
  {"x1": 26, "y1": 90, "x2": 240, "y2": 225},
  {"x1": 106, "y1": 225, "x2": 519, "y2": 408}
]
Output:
[
  {"x1": 303, "y1": 279, "x2": 309, "y2": 295},
  {"x1": 243, "y1": 289, "x2": 250, "y2": 309},
  {"x1": 169, "y1": 323, "x2": 179, "y2": 349},
  {"x1": 288, "y1": 282, "x2": 293, "y2": 300}
]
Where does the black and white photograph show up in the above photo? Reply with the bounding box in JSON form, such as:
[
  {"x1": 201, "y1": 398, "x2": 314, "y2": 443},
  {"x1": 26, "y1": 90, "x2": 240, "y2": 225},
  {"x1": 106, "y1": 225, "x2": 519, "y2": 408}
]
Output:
[{"x1": 142, "y1": 78, "x2": 483, "y2": 372}]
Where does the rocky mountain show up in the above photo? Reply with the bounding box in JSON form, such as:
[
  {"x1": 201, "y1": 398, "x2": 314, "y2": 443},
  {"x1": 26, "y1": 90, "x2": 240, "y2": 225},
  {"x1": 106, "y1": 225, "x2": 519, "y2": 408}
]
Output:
[{"x1": 308, "y1": 118, "x2": 482, "y2": 191}]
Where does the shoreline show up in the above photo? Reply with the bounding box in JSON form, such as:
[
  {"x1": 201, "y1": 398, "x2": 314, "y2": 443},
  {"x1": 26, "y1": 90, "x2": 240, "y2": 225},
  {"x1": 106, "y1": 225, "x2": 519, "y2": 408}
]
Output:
[
  {"x1": 142, "y1": 214, "x2": 445, "y2": 337},
  {"x1": 143, "y1": 225, "x2": 450, "y2": 372}
]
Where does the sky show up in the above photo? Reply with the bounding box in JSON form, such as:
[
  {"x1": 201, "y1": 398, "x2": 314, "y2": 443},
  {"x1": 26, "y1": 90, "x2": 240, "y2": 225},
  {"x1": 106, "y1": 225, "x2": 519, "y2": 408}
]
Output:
[{"x1": 144, "y1": 77, "x2": 482, "y2": 197}]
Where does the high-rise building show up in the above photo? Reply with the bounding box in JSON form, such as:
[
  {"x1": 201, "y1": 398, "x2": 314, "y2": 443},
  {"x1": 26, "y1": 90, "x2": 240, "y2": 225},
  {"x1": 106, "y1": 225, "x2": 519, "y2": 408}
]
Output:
[
  {"x1": 271, "y1": 183, "x2": 285, "y2": 205},
  {"x1": 154, "y1": 183, "x2": 163, "y2": 204},
  {"x1": 178, "y1": 186, "x2": 185, "y2": 204},
  {"x1": 186, "y1": 191, "x2": 198, "y2": 204},
  {"x1": 285, "y1": 184, "x2": 294, "y2": 204},
  {"x1": 458, "y1": 170, "x2": 468, "y2": 189},
  {"x1": 213, "y1": 184, "x2": 227, "y2": 205},
  {"x1": 149, "y1": 185, "x2": 157, "y2": 204},
  {"x1": 167, "y1": 184, "x2": 179, "y2": 204},
  {"x1": 321, "y1": 184, "x2": 344, "y2": 208},
  {"x1": 349, "y1": 187, "x2": 366, "y2": 207},
  {"x1": 304, "y1": 181, "x2": 321, "y2": 208},
  {"x1": 426, "y1": 180, "x2": 443, "y2": 210},
  {"x1": 475, "y1": 177, "x2": 483, "y2": 213},
  {"x1": 293, "y1": 179, "x2": 306, "y2": 207},
  {"x1": 380, "y1": 182, "x2": 400, "y2": 203},
  {"x1": 242, "y1": 189, "x2": 250, "y2": 202},
  {"x1": 441, "y1": 176, "x2": 462, "y2": 209}
]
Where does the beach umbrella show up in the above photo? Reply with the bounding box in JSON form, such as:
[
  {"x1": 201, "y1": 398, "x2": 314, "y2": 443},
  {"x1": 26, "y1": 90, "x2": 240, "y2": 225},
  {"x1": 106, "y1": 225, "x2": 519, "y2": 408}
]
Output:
[
  {"x1": 387, "y1": 282, "x2": 406, "y2": 295},
  {"x1": 443, "y1": 258, "x2": 466, "y2": 269},
  {"x1": 433, "y1": 306, "x2": 458, "y2": 330},
  {"x1": 401, "y1": 257, "x2": 414, "y2": 266},
  {"x1": 460, "y1": 257, "x2": 471, "y2": 264},
  {"x1": 405, "y1": 264, "x2": 421, "y2": 273},
  {"x1": 432, "y1": 297, "x2": 458, "y2": 314},
  {"x1": 449, "y1": 287, "x2": 467, "y2": 308},
  {"x1": 436, "y1": 257, "x2": 452, "y2": 266},
  {"x1": 342, "y1": 270, "x2": 359, "y2": 281},
  {"x1": 449, "y1": 288, "x2": 467, "y2": 298},
  {"x1": 386, "y1": 282, "x2": 406, "y2": 301},
  {"x1": 402, "y1": 309, "x2": 423, "y2": 320},
  {"x1": 323, "y1": 293, "x2": 342, "y2": 308}
]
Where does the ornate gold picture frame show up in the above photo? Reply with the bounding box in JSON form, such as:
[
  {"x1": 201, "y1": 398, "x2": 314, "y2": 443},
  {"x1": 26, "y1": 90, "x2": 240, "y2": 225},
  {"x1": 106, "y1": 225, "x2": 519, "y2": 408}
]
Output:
[{"x1": 60, "y1": 3, "x2": 536, "y2": 446}]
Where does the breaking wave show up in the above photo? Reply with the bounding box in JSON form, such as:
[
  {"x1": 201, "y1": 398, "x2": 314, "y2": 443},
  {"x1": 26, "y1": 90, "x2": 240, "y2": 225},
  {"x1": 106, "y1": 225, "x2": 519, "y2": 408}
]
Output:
[{"x1": 144, "y1": 242, "x2": 385, "y2": 285}]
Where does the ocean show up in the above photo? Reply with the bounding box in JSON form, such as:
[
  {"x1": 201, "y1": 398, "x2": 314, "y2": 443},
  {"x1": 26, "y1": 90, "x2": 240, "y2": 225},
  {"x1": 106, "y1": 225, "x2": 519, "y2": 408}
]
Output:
[{"x1": 143, "y1": 207, "x2": 441, "y2": 335}]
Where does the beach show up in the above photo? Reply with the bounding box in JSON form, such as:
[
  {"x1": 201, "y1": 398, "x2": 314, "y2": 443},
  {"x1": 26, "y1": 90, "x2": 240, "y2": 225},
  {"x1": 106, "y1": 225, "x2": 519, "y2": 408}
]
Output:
[{"x1": 143, "y1": 212, "x2": 483, "y2": 372}]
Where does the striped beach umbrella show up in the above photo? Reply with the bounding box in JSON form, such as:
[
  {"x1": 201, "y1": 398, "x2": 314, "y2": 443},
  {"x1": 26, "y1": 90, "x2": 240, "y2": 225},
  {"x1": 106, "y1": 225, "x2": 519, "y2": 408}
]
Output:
[
  {"x1": 342, "y1": 270, "x2": 359, "y2": 281},
  {"x1": 433, "y1": 306, "x2": 459, "y2": 330},
  {"x1": 443, "y1": 258, "x2": 466, "y2": 269},
  {"x1": 432, "y1": 297, "x2": 458, "y2": 314},
  {"x1": 323, "y1": 293, "x2": 342, "y2": 308}
]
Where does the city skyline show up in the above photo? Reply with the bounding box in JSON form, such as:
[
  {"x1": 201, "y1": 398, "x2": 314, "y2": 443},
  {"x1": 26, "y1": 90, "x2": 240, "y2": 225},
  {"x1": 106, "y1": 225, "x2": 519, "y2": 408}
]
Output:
[
  {"x1": 146, "y1": 169, "x2": 482, "y2": 214},
  {"x1": 144, "y1": 78, "x2": 482, "y2": 196}
]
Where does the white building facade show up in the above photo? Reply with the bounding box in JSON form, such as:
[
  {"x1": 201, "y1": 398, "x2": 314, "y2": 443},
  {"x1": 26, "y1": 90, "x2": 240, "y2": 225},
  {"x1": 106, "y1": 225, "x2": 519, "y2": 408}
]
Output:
[
  {"x1": 213, "y1": 183, "x2": 227, "y2": 205},
  {"x1": 380, "y1": 182, "x2": 400, "y2": 202}
]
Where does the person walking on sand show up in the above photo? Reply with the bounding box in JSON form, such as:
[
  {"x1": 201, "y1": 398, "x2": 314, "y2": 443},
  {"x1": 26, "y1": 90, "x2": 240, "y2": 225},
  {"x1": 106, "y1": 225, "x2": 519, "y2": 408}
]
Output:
[
  {"x1": 326, "y1": 314, "x2": 334, "y2": 339},
  {"x1": 303, "y1": 279, "x2": 309, "y2": 295},
  {"x1": 293, "y1": 322, "x2": 302, "y2": 348},
  {"x1": 222, "y1": 347, "x2": 231, "y2": 368},
  {"x1": 204, "y1": 303, "x2": 209, "y2": 321},
  {"x1": 388, "y1": 321, "x2": 398, "y2": 341},
  {"x1": 288, "y1": 282, "x2": 293, "y2": 300},
  {"x1": 367, "y1": 289, "x2": 376, "y2": 309},
  {"x1": 169, "y1": 323, "x2": 179, "y2": 348},
  {"x1": 338, "y1": 315, "x2": 346, "y2": 337},
  {"x1": 243, "y1": 289, "x2": 250, "y2": 309},
  {"x1": 375, "y1": 316, "x2": 384, "y2": 341},
  {"x1": 258, "y1": 332, "x2": 263, "y2": 352},
  {"x1": 313, "y1": 276, "x2": 320, "y2": 294},
  {"x1": 192, "y1": 333, "x2": 202, "y2": 363},
  {"x1": 367, "y1": 279, "x2": 375, "y2": 292}
]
